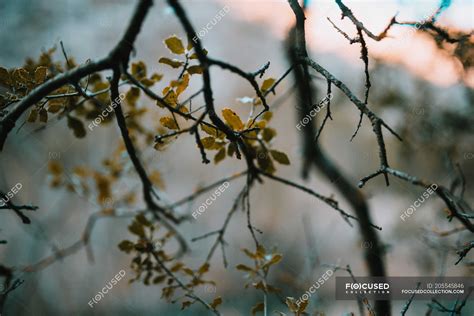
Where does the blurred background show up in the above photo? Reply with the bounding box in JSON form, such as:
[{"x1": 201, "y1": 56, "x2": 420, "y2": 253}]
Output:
[{"x1": 0, "y1": 0, "x2": 473, "y2": 315}]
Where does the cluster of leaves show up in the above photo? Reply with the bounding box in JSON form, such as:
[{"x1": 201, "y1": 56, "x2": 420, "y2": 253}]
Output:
[
  {"x1": 0, "y1": 47, "x2": 72, "y2": 109},
  {"x1": 47, "y1": 143, "x2": 163, "y2": 210},
  {"x1": 199, "y1": 108, "x2": 290, "y2": 172},
  {"x1": 235, "y1": 245, "x2": 283, "y2": 315},
  {"x1": 118, "y1": 214, "x2": 222, "y2": 312}
]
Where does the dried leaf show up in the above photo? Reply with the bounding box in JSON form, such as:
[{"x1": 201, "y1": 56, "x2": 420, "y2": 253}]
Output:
[
  {"x1": 257, "y1": 149, "x2": 275, "y2": 174},
  {"x1": 160, "y1": 116, "x2": 178, "y2": 130},
  {"x1": 270, "y1": 150, "x2": 290, "y2": 165},
  {"x1": 261, "y1": 78, "x2": 275, "y2": 92},
  {"x1": 175, "y1": 73, "x2": 189, "y2": 96},
  {"x1": 131, "y1": 61, "x2": 147, "y2": 78},
  {"x1": 159, "y1": 57, "x2": 183, "y2": 68},
  {"x1": 118, "y1": 240, "x2": 134, "y2": 253},
  {"x1": 0, "y1": 67, "x2": 10, "y2": 85},
  {"x1": 263, "y1": 253, "x2": 283, "y2": 269},
  {"x1": 187, "y1": 65, "x2": 203, "y2": 75},
  {"x1": 126, "y1": 87, "x2": 140, "y2": 106},
  {"x1": 34, "y1": 66, "x2": 48, "y2": 83},
  {"x1": 201, "y1": 124, "x2": 225, "y2": 139},
  {"x1": 210, "y1": 297, "x2": 222, "y2": 309},
  {"x1": 198, "y1": 262, "x2": 210, "y2": 275},
  {"x1": 261, "y1": 127, "x2": 276, "y2": 142},
  {"x1": 39, "y1": 108, "x2": 48, "y2": 123},
  {"x1": 164, "y1": 36, "x2": 185, "y2": 55},
  {"x1": 214, "y1": 147, "x2": 226, "y2": 164},
  {"x1": 222, "y1": 108, "x2": 244, "y2": 131},
  {"x1": 151, "y1": 73, "x2": 163, "y2": 82},
  {"x1": 236, "y1": 264, "x2": 254, "y2": 272},
  {"x1": 181, "y1": 301, "x2": 193, "y2": 310},
  {"x1": 251, "y1": 302, "x2": 264, "y2": 315},
  {"x1": 48, "y1": 161, "x2": 63, "y2": 175},
  {"x1": 67, "y1": 116, "x2": 86, "y2": 138},
  {"x1": 47, "y1": 100, "x2": 63, "y2": 113},
  {"x1": 261, "y1": 111, "x2": 273, "y2": 122},
  {"x1": 27, "y1": 108, "x2": 38, "y2": 122},
  {"x1": 128, "y1": 220, "x2": 145, "y2": 238},
  {"x1": 201, "y1": 136, "x2": 215, "y2": 149}
]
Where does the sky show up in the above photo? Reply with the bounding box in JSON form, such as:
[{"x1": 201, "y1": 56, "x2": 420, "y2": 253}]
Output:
[{"x1": 217, "y1": 0, "x2": 473, "y2": 86}]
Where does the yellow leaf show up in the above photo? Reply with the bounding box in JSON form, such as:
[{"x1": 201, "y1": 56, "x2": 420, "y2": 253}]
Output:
[
  {"x1": 175, "y1": 73, "x2": 189, "y2": 96},
  {"x1": 270, "y1": 150, "x2": 290, "y2": 165},
  {"x1": 214, "y1": 147, "x2": 226, "y2": 164},
  {"x1": 159, "y1": 57, "x2": 183, "y2": 68},
  {"x1": 34, "y1": 66, "x2": 48, "y2": 83},
  {"x1": 200, "y1": 136, "x2": 215, "y2": 149},
  {"x1": 187, "y1": 65, "x2": 203, "y2": 75},
  {"x1": 164, "y1": 36, "x2": 185, "y2": 55},
  {"x1": 160, "y1": 116, "x2": 178, "y2": 130},
  {"x1": 164, "y1": 89, "x2": 178, "y2": 107},
  {"x1": 261, "y1": 78, "x2": 276, "y2": 92},
  {"x1": 222, "y1": 108, "x2": 244, "y2": 131}
]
